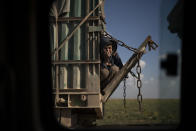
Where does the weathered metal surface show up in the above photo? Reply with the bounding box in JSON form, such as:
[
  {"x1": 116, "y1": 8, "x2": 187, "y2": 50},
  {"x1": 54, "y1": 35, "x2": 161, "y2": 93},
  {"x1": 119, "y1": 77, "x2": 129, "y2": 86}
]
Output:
[
  {"x1": 49, "y1": 16, "x2": 100, "y2": 23},
  {"x1": 55, "y1": 13, "x2": 60, "y2": 104},
  {"x1": 85, "y1": 0, "x2": 90, "y2": 91},
  {"x1": 88, "y1": 26, "x2": 103, "y2": 32},
  {"x1": 52, "y1": 92, "x2": 99, "y2": 95},
  {"x1": 54, "y1": 106, "x2": 100, "y2": 109},
  {"x1": 50, "y1": 0, "x2": 105, "y2": 127},
  {"x1": 52, "y1": 60, "x2": 100, "y2": 64},
  {"x1": 52, "y1": 0, "x2": 103, "y2": 55}
]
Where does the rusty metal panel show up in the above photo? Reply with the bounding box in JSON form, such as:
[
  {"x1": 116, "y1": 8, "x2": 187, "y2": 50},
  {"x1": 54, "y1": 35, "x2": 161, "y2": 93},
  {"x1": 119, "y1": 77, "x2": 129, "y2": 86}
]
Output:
[
  {"x1": 87, "y1": 95, "x2": 100, "y2": 107},
  {"x1": 50, "y1": 0, "x2": 101, "y2": 90},
  {"x1": 69, "y1": 95, "x2": 87, "y2": 107},
  {"x1": 50, "y1": 0, "x2": 105, "y2": 110}
]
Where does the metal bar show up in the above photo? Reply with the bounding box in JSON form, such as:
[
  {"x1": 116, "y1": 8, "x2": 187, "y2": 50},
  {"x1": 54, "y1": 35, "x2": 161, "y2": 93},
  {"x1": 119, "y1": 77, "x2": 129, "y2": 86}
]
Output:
[
  {"x1": 52, "y1": 0, "x2": 103, "y2": 55},
  {"x1": 53, "y1": 88, "x2": 86, "y2": 92},
  {"x1": 92, "y1": 21, "x2": 95, "y2": 75},
  {"x1": 55, "y1": 14, "x2": 60, "y2": 105},
  {"x1": 54, "y1": 106, "x2": 100, "y2": 109},
  {"x1": 85, "y1": 0, "x2": 90, "y2": 89},
  {"x1": 52, "y1": 60, "x2": 100, "y2": 65},
  {"x1": 52, "y1": 92, "x2": 99, "y2": 95},
  {"x1": 92, "y1": 0, "x2": 96, "y2": 75},
  {"x1": 49, "y1": 16, "x2": 100, "y2": 23},
  {"x1": 97, "y1": 2, "x2": 101, "y2": 77},
  {"x1": 72, "y1": 0, "x2": 81, "y2": 89}
]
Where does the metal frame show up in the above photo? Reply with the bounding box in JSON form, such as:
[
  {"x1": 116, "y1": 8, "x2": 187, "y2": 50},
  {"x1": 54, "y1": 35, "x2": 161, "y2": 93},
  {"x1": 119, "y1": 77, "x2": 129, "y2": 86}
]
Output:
[
  {"x1": 51, "y1": 2, "x2": 105, "y2": 125},
  {"x1": 49, "y1": 16, "x2": 100, "y2": 23},
  {"x1": 52, "y1": 60, "x2": 100, "y2": 65}
]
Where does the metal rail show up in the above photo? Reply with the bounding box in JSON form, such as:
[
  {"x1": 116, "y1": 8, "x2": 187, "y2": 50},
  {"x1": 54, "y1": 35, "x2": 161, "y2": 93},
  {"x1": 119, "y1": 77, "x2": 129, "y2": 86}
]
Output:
[
  {"x1": 49, "y1": 16, "x2": 100, "y2": 23},
  {"x1": 52, "y1": 60, "x2": 100, "y2": 65},
  {"x1": 52, "y1": 92, "x2": 99, "y2": 95}
]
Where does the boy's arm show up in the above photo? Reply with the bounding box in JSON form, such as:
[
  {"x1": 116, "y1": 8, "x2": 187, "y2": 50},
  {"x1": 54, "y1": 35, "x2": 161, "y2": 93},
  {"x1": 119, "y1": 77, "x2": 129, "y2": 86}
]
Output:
[{"x1": 113, "y1": 52, "x2": 123, "y2": 69}]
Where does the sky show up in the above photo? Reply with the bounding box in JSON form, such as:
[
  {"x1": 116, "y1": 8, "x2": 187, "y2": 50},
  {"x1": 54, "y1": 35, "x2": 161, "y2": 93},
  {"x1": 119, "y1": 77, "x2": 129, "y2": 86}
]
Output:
[{"x1": 104, "y1": 0, "x2": 181, "y2": 99}]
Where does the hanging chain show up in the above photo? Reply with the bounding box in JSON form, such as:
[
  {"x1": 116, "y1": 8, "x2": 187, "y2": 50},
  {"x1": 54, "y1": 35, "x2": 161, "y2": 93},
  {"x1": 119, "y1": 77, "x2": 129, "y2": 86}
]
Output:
[
  {"x1": 123, "y1": 78, "x2": 127, "y2": 110},
  {"x1": 122, "y1": 54, "x2": 143, "y2": 112},
  {"x1": 103, "y1": 31, "x2": 139, "y2": 53},
  {"x1": 136, "y1": 53, "x2": 143, "y2": 112},
  {"x1": 103, "y1": 31, "x2": 152, "y2": 112}
]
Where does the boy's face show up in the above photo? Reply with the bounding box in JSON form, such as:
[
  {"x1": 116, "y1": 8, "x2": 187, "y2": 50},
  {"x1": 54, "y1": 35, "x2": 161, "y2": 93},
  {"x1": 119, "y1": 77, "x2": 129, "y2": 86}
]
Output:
[{"x1": 103, "y1": 44, "x2": 113, "y2": 58}]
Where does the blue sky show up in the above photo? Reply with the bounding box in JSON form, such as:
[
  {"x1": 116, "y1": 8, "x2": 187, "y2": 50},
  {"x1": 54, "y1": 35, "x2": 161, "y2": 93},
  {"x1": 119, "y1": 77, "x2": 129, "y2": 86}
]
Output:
[{"x1": 104, "y1": 0, "x2": 181, "y2": 99}]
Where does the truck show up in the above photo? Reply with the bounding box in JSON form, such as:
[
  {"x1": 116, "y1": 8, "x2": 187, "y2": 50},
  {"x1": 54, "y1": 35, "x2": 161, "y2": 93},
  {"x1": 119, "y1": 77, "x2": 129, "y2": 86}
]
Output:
[{"x1": 49, "y1": 0, "x2": 158, "y2": 128}]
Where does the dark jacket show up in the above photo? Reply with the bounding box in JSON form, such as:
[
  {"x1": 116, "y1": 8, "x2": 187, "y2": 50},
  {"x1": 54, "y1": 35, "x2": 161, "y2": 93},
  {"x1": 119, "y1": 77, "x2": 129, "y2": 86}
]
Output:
[{"x1": 100, "y1": 36, "x2": 123, "y2": 70}]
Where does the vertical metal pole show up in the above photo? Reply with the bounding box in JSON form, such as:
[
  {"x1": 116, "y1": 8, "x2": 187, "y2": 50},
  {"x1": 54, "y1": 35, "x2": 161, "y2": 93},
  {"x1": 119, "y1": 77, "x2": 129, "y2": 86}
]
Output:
[
  {"x1": 62, "y1": 8, "x2": 69, "y2": 89},
  {"x1": 97, "y1": 0, "x2": 101, "y2": 89},
  {"x1": 63, "y1": 19, "x2": 69, "y2": 89},
  {"x1": 85, "y1": 0, "x2": 90, "y2": 89},
  {"x1": 55, "y1": 11, "x2": 59, "y2": 104},
  {"x1": 92, "y1": 0, "x2": 95, "y2": 75},
  {"x1": 73, "y1": 0, "x2": 81, "y2": 89}
]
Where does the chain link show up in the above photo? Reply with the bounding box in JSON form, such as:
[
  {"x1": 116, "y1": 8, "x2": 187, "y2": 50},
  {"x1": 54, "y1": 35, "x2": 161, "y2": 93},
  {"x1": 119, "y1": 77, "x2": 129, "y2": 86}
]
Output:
[
  {"x1": 136, "y1": 54, "x2": 143, "y2": 112},
  {"x1": 123, "y1": 78, "x2": 127, "y2": 110},
  {"x1": 103, "y1": 31, "x2": 139, "y2": 53}
]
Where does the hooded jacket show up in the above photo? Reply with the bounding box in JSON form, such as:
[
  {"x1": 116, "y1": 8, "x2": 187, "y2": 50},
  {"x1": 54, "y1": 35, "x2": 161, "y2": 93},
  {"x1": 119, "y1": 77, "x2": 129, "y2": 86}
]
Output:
[{"x1": 100, "y1": 36, "x2": 123, "y2": 70}]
